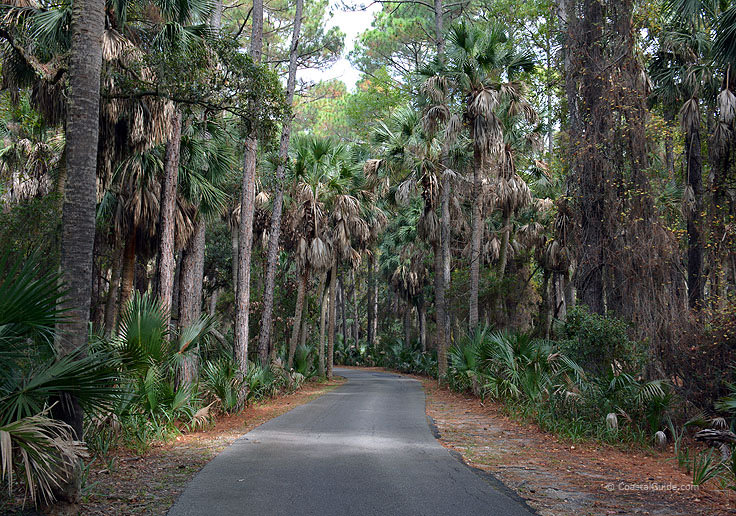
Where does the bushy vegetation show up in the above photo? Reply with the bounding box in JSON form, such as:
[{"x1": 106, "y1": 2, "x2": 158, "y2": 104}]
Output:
[{"x1": 0, "y1": 254, "x2": 309, "y2": 505}]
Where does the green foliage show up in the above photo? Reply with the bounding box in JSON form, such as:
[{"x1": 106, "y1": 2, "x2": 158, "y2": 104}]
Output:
[
  {"x1": 558, "y1": 306, "x2": 646, "y2": 376},
  {"x1": 200, "y1": 354, "x2": 243, "y2": 414}
]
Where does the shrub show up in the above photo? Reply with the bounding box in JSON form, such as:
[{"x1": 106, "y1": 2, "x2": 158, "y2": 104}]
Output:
[{"x1": 559, "y1": 306, "x2": 646, "y2": 377}]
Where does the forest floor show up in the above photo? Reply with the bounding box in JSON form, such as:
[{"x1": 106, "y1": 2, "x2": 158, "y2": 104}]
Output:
[
  {"x1": 68, "y1": 377, "x2": 345, "y2": 516},
  {"x1": 414, "y1": 373, "x2": 735, "y2": 515}
]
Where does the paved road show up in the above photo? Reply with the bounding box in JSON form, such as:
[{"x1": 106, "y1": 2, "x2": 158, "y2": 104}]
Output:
[{"x1": 168, "y1": 368, "x2": 535, "y2": 516}]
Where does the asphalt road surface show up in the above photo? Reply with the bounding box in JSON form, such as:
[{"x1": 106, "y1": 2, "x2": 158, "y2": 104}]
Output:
[{"x1": 168, "y1": 368, "x2": 535, "y2": 515}]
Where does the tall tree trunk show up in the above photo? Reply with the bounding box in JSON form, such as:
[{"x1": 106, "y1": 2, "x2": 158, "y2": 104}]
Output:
[
  {"x1": 434, "y1": 0, "x2": 450, "y2": 374},
  {"x1": 258, "y1": 0, "x2": 303, "y2": 360},
  {"x1": 340, "y1": 275, "x2": 347, "y2": 344},
  {"x1": 418, "y1": 299, "x2": 426, "y2": 352},
  {"x1": 469, "y1": 129, "x2": 482, "y2": 328},
  {"x1": 433, "y1": 241, "x2": 447, "y2": 378},
  {"x1": 327, "y1": 259, "x2": 337, "y2": 379},
  {"x1": 287, "y1": 269, "x2": 308, "y2": 368},
  {"x1": 540, "y1": 268, "x2": 552, "y2": 339},
  {"x1": 367, "y1": 253, "x2": 376, "y2": 348},
  {"x1": 56, "y1": 0, "x2": 104, "y2": 503},
  {"x1": 319, "y1": 278, "x2": 328, "y2": 377},
  {"x1": 351, "y1": 269, "x2": 359, "y2": 345},
  {"x1": 685, "y1": 113, "x2": 704, "y2": 308},
  {"x1": 664, "y1": 108, "x2": 675, "y2": 177},
  {"x1": 156, "y1": 109, "x2": 183, "y2": 324},
  {"x1": 178, "y1": 220, "x2": 205, "y2": 386},
  {"x1": 119, "y1": 232, "x2": 136, "y2": 313},
  {"x1": 403, "y1": 302, "x2": 411, "y2": 347},
  {"x1": 104, "y1": 245, "x2": 122, "y2": 335},
  {"x1": 234, "y1": 0, "x2": 264, "y2": 395},
  {"x1": 231, "y1": 230, "x2": 239, "y2": 293},
  {"x1": 498, "y1": 211, "x2": 511, "y2": 280}
]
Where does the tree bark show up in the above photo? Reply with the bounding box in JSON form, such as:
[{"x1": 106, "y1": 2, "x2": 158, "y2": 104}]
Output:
[
  {"x1": 119, "y1": 232, "x2": 136, "y2": 314},
  {"x1": 234, "y1": 0, "x2": 263, "y2": 398},
  {"x1": 340, "y1": 275, "x2": 348, "y2": 345},
  {"x1": 418, "y1": 299, "x2": 426, "y2": 352},
  {"x1": 178, "y1": 220, "x2": 205, "y2": 385},
  {"x1": 685, "y1": 114, "x2": 704, "y2": 308},
  {"x1": 156, "y1": 109, "x2": 183, "y2": 324},
  {"x1": 403, "y1": 302, "x2": 411, "y2": 347},
  {"x1": 469, "y1": 125, "x2": 482, "y2": 329},
  {"x1": 433, "y1": 241, "x2": 448, "y2": 379},
  {"x1": 287, "y1": 269, "x2": 308, "y2": 368},
  {"x1": 258, "y1": 0, "x2": 303, "y2": 360},
  {"x1": 367, "y1": 253, "x2": 376, "y2": 348},
  {"x1": 56, "y1": 0, "x2": 104, "y2": 502},
  {"x1": 327, "y1": 259, "x2": 337, "y2": 379},
  {"x1": 104, "y1": 245, "x2": 122, "y2": 335},
  {"x1": 319, "y1": 277, "x2": 328, "y2": 377},
  {"x1": 351, "y1": 269, "x2": 359, "y2": 345},
  {"x1": 498, "y1": 211, "x2": 511, "y2": 280}
]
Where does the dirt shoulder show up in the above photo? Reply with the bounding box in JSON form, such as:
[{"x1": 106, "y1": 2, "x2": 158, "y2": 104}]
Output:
[
  {"x1": 77, "y1": 377, "x2": 345, "y2": 515},
  {"x1": 420, "y1": 376, "x2": 734, "y2": 516}
]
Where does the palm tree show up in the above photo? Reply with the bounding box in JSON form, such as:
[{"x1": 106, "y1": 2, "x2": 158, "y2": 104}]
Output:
[
  {"x1": 55, "y1": 0, "x2": 105, "y2": 504},
  {"x1": 651, "y1": 2, "x2": 723, "y2": 308},
  {"x1": 442, "y1": 22, "x2": 534, "y2": 329}
]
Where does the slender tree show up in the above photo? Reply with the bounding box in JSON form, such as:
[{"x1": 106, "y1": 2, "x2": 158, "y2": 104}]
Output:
[
  {"x1": 259, "y1": 0, "x2": 305, "y2": 362},
  {"x1": 234, "y1": 0, "x2": 264, "y2": 390}
]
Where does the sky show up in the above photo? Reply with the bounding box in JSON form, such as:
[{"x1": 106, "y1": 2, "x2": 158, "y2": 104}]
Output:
[{"x1": 297, "y1": 2, "x2": 380, "y2": 90}]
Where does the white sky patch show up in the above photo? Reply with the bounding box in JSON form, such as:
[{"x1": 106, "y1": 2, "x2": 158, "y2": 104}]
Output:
[{"x1": 298, "y1": 2, "x2": 379, "y2": 91}]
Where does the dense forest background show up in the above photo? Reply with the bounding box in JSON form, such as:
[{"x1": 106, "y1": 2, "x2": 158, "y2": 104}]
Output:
[{"x1": 1, "y1": 0, "x2": 736, "y2": 507}]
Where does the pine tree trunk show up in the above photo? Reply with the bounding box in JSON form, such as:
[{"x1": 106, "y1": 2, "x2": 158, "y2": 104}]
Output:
[
  {"x1": 156, "y1": 109, "x2": 182, "y2": 324},
  {"x1": 231, "y1": 229, "x2": 239, "y2": 294},
  {"x1": 234, "y1": 0, "x2": 263, "y2": 397},
  {"x1": 104, "y1": 245, "x2": 122, "y2": 335},
  {"x1": 178, "y1": 220, "x2": 205, "y2": 386},
  {"x1": 258, "y1": 0, "x2": 303, "y2": 360},
  {"x1": 56, "y1": 0, "x2": 105, "y2": 503},
  {"x1": 327, "y1": 259, "x2": 337, "y2": 379},
  {"x1": 287, "y1": 269, "x2": 308, "y2": 368}
]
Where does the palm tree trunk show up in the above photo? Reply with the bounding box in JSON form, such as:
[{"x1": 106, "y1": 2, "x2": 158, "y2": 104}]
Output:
[
  {"x1": 440, "y1": 173, "x2": 451, "y2": 351},
  {"x1": 327, "y1": 259, "x2": 337, "y2": 379},
  {"x1": 258, "y1": 0, "x2": 303, "y2": 361},
  {"x1": 287, "y1": 268, "x2": 308, "y2": 368},
  {"x1": 56, "y1": 0, "x2": 105, "y2": 503},
  {"x1": 469, "y1": 132, "x2": 482, "y2": 329},
  {"x1": 498, "y1": 211, "x2": 511, "y2": 280},
  {"x1": 540, "y1": 268, "x2": 551, "y2": 339},
  {"x1": 319, "y1": 280, "x2": 328, "y2": 377},
  {"x1": 433, "y1": 241, "x2": 448, "y2": 379},
  {"x1": 685, "y1": 119, "x2": 704, "y2": 308},
  {"x1": 156, "y1": 109, "x2": 183, "y2": 323},
  {"x1": 234, "y1": 0, "x2": 263, "y2": 395},
  {"x1": 104, "y1": 245, "x2": 122, "y2": 335},
  {"x1": 120, "y1": 232, "x2": 136, "y2": 317}
]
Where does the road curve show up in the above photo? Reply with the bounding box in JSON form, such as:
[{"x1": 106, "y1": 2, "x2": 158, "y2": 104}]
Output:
[{"x1": 168, "y1": 368, "x2": 535, "y2": 516}]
